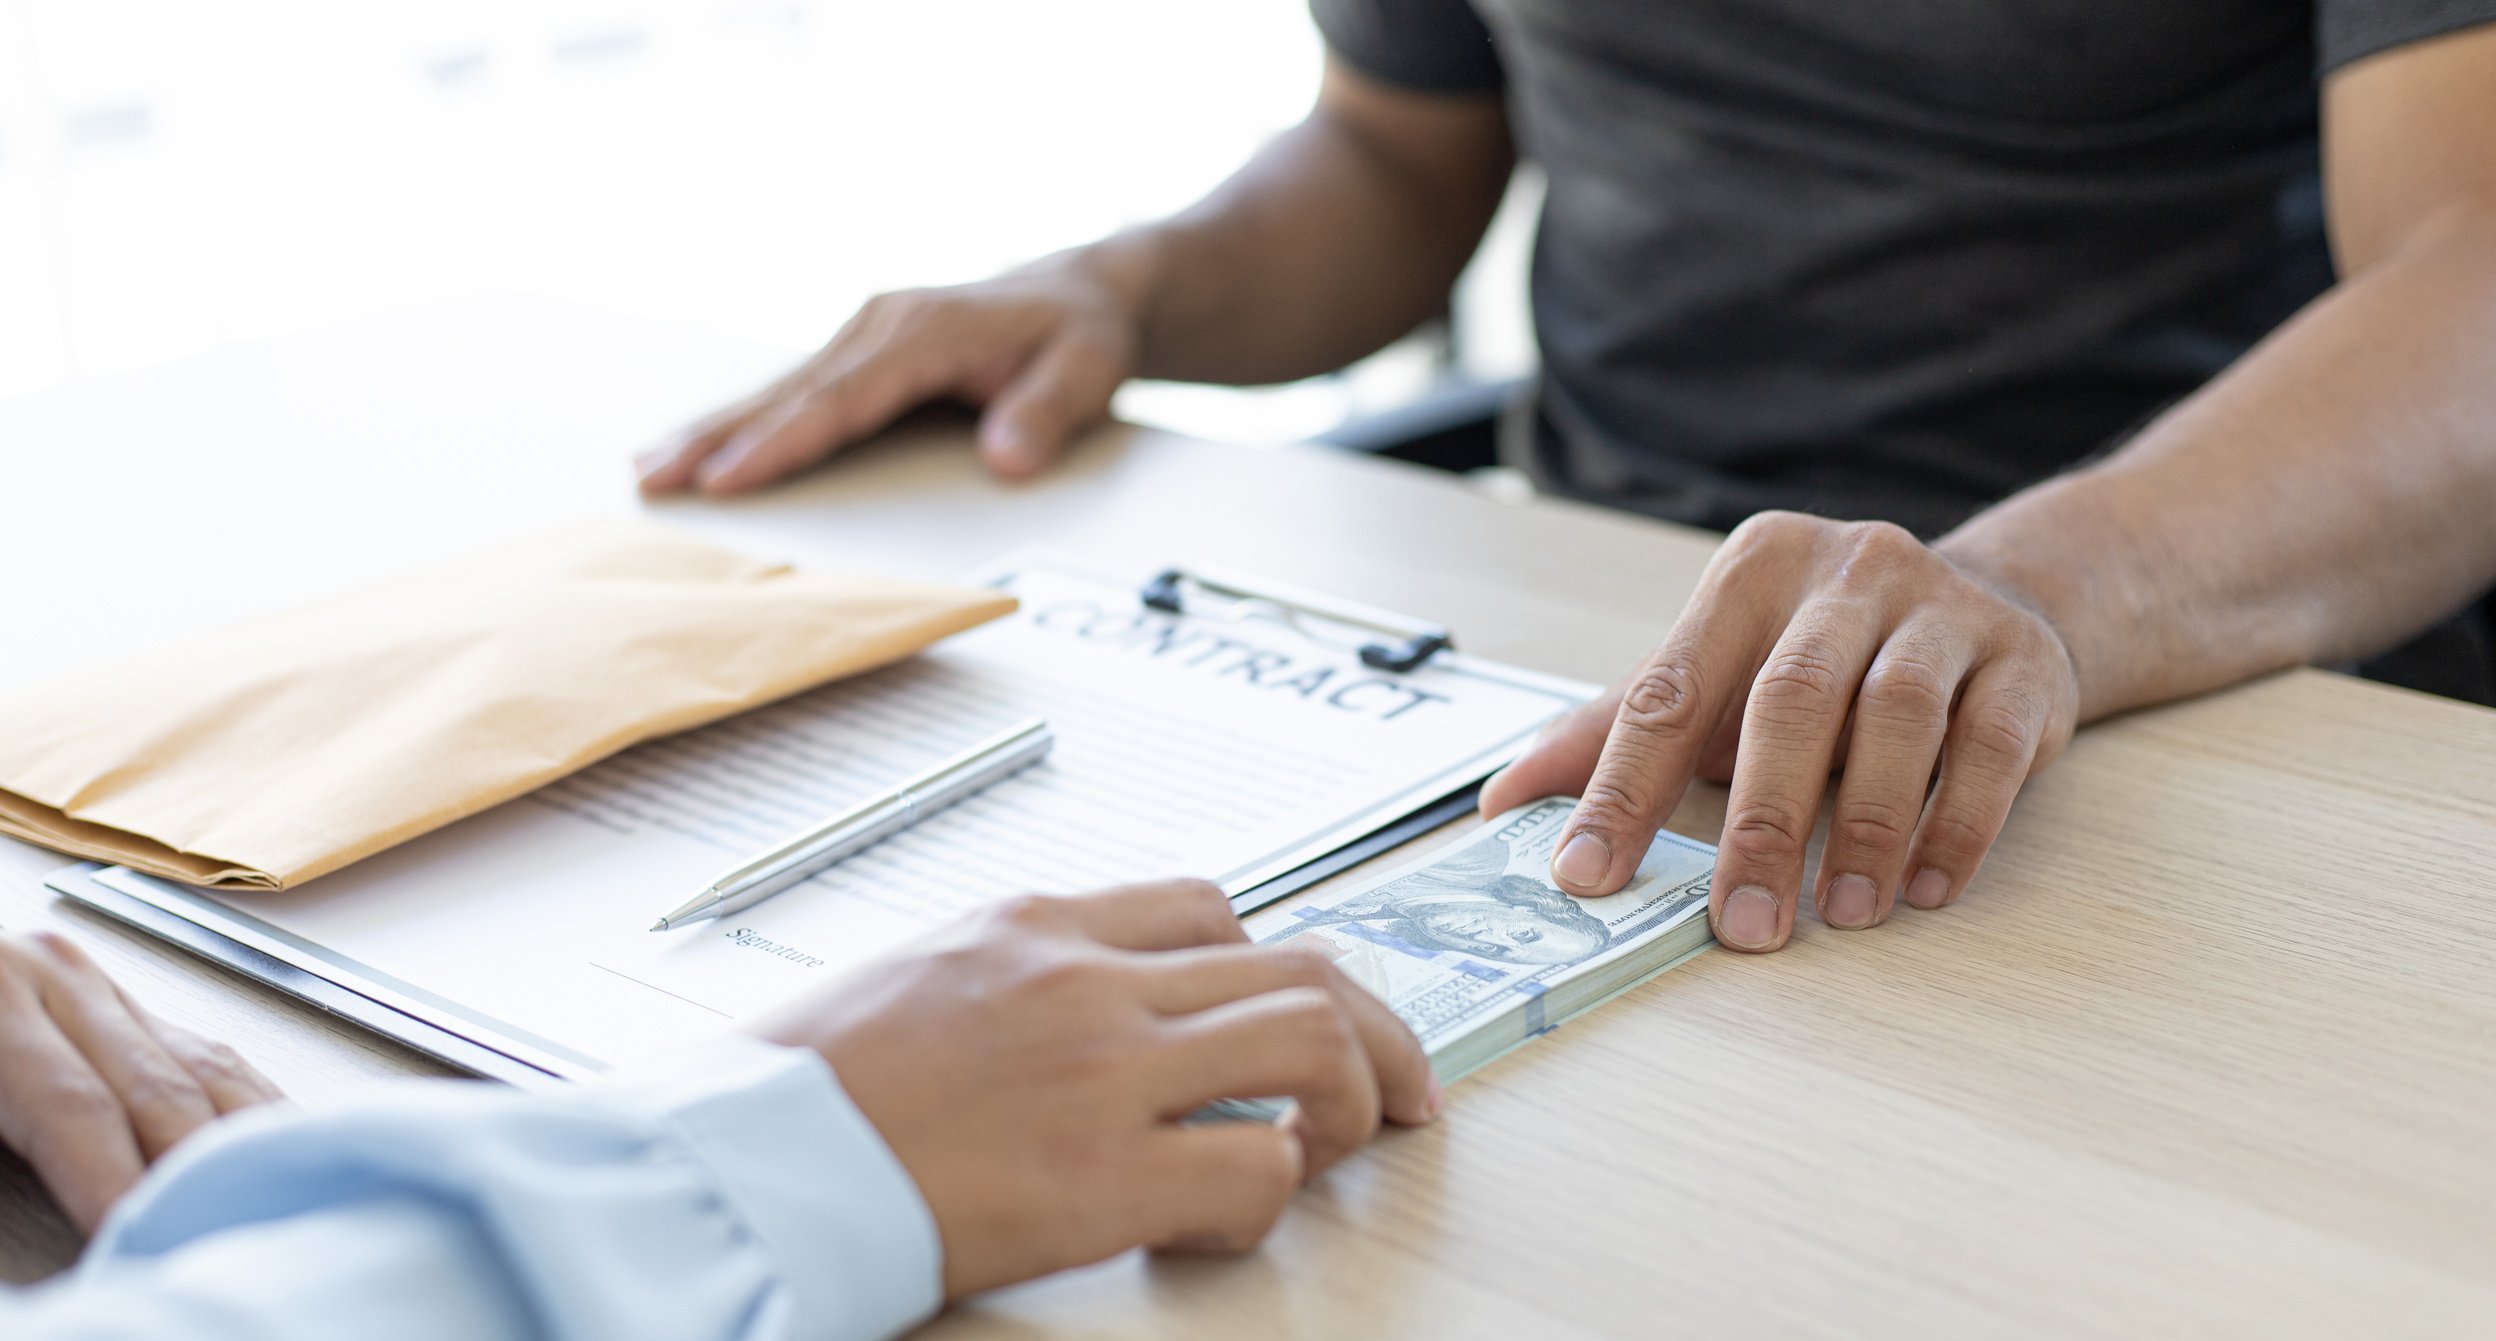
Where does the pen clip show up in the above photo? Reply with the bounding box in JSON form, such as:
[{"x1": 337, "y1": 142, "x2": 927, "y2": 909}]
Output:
[{"x1": 1139, "y1": 567, "x2": 1454, "y2": 674}]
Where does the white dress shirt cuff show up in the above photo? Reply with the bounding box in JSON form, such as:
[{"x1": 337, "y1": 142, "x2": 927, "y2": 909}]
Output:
[{"x1": 594, "y1": 1035, "x2": 945, "y2": 1341}]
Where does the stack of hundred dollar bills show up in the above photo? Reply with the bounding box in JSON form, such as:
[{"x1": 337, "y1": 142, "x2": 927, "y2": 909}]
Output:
[{"x1": 1245, "y1": 795, "x2": 1717, "y2": 1087}]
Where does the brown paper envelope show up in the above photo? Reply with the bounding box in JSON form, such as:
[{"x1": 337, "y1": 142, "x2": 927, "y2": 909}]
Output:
[{"x1": 0, "y1": 520, "x2": 1015, "y2": 890}]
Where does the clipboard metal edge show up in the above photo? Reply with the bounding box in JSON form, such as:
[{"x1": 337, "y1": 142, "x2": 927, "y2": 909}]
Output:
[
  {"x1": 45, "y1": 863, "x2": 565, "y2": 1090},
  {"x1": 1229, "y1": 782, "x2": 1481, "y2": 917}
]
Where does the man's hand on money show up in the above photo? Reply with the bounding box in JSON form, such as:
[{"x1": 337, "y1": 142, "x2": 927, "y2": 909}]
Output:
[
  {"x1": 746, "y1": 880, "x2": 1438, "y2": 1300},
  {"x1": 1480, "y1": 512, "x2": 2080, "y2": 953}
]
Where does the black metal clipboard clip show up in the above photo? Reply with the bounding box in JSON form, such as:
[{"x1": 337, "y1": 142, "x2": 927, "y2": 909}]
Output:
[{"x1": 1138, "y1": 566, "x2": 1455, "y2": 674}]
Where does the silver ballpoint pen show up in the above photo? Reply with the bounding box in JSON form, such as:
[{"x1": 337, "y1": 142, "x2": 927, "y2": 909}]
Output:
[{"x1": 648, "y1": 717, "x2": 1054, "y2": 932}]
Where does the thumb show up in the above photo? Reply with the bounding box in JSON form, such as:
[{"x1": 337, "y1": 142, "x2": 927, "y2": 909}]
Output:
[
  {"x1": 976, "y1": 327, "x2": 1128, "y2": 479},
  {"x1": 1144, "y1": 1124, "x2": 1304, "y2": 1256},
  {"x1": 1479, "y1": 695, "x2": 1618, "y2": 817}
]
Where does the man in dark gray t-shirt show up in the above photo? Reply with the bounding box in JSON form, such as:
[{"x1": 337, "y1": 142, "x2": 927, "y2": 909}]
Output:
[
  {"x1": 647, "y1": 8, "x2": 2496, "y2": 961},
  {"x1": 1318, "y1": 0, "x2": 2433, "y2": 537}
]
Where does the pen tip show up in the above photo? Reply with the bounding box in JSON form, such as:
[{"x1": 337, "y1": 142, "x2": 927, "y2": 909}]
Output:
[{"x1": 648, "y1": 920, "x2": 669, "y2": 933}]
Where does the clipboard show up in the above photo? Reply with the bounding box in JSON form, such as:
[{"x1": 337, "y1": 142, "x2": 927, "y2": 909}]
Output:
[
  {"x1": 46, "y1": 786, "x2": 1482, "y2": 1088},
  {"x1": 48, "y1": 555, "x2": 1591, "y2": 1086}
]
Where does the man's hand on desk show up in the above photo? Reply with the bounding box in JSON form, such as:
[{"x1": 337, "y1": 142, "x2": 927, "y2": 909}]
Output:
[
  {"x1": 0, "y1": 931, "x2": 282, "y2": 1233},
  {"x1": 1481, "y1": 512, "x2": 2081, "y2": 953},
  {"x1": 748, "y1": 879, "x2": 1438, "y2": 1299},
  {"x1": 636, "y1": 251, "x2": 1147, "y2": 495}
]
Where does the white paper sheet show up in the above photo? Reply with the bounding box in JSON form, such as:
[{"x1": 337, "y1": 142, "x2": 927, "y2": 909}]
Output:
[{"x1": 98, "y1": 556, "x2": 1588, "y2": 1073}]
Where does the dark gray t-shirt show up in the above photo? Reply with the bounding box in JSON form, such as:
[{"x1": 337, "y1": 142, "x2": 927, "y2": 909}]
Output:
[{"x1": 1313, "y1": 0, "x2": 2496, "y2": 535}]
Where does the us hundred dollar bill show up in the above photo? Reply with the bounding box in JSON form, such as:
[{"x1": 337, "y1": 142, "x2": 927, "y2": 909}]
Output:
[{"x1": 1246, "y1": 797, "x2": 1717, "y2": 1078}]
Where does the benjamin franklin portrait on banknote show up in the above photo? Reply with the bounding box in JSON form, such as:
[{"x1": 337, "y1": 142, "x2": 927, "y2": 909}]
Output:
[{"x1": 1266, "y1": 830, "x2": 1612, "y2": 967}]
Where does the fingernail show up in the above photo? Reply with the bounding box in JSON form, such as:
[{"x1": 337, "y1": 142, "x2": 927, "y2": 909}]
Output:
[
  {"x1": 982, "y1": 425, "x2": 1036, "y2": 469},
  {"x1": 1423, "y1": 1075, "x2": 1445, "y2": 1121},
  {"x1": 1553, "y1": 832, "x2": 1610, "y2": 890},
  {"x1": 1718, "y1": 885, "x2": 1781, "y2": 950},
  {"x1": 694, "y1": 448, "x2": 748, "y2": 491},
  {"x1": 1905, "y1": 868, "x2": 1951, "y2": 910},
  {"x1": 1824, "y1": 874, "x2": 1878, "y2": 929}
]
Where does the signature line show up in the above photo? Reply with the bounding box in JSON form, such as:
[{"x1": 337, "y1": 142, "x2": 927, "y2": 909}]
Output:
[{"x1": 586, "y1": 962, "x2": 736, "y2": 1020}]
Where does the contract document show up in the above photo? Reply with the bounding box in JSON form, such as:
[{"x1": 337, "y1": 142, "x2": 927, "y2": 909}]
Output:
[{"x1": 68, "y1": 554, "x2": 1590, "y2": 1080}]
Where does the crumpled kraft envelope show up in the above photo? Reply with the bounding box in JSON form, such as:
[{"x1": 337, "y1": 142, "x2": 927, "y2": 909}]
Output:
[{"x1": 0, "y1": 520, "x2": 1016, "y2": 891}]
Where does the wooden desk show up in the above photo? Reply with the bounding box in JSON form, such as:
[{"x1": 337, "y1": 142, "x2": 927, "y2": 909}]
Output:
[{"x1": 3, "y1": 296, "x2": 2492, "y2": 1335}]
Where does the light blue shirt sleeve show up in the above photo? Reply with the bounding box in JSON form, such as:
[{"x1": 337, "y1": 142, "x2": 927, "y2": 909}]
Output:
[{"x1": 0, "y1": 1036, "x2": 944, "y2": 1341}]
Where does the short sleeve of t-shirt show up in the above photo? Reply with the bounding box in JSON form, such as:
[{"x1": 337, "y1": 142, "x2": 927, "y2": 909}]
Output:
[
  {"x1": 1309, "y1": 0, "x2": 1506, "y2": 93},
  {"x1": 2319, "y1": 0, "x2": 2496, "y2": 71}
]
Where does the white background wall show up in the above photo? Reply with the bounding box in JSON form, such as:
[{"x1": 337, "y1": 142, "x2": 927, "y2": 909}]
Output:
[{"x1": 0, "y1": 0, "x2": 1532, "y2": 444}]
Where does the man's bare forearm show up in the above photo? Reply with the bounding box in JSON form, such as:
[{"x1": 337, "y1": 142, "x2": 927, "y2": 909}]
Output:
[
  {"x1": 1061, "y1": 60, "x2": 1514, "y2": 387},
  {"x1": 1939, "y1": 210, "x2": 2496, "y2": 721}
]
